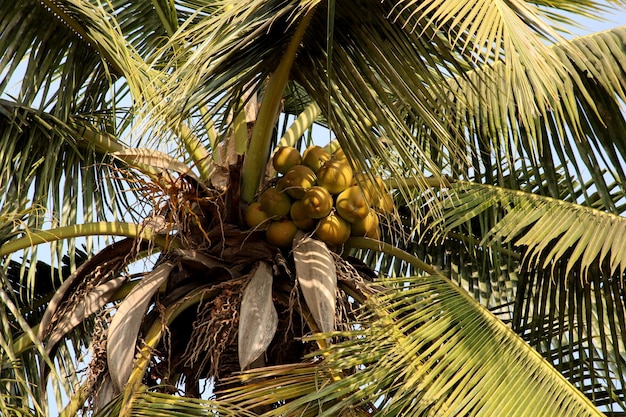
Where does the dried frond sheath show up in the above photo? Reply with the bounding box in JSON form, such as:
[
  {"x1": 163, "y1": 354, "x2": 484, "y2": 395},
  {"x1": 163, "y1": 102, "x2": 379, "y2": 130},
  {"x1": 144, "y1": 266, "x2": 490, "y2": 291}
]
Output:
[
  {"x1": 107, "y1": 262, "x2": 174, "y2": 391},
  {"x1": 46, "y1": 276, "x2": 127, "y2": 351},
  {"x1": 238, "y1": 262, "x2": 278, "y2": 370},
  {"x1": 293, "y1": 234, "x2": 337, "y2": 334}
]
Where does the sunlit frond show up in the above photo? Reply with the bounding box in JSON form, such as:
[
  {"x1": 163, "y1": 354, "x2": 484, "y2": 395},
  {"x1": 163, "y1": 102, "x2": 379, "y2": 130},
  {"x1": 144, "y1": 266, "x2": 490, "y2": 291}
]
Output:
[
  {"x1": 434, "y1": 181, "x2": 626, "y2": 278},
  {"x1": 222, "y1": 275, "x2": 602, "y2": 416},
  {"x1": 446, "y1": 26, "x2": 626, "y2": 210},
  {"x1": 0, "y1": 99, "x2": 139, "y2": 289}
]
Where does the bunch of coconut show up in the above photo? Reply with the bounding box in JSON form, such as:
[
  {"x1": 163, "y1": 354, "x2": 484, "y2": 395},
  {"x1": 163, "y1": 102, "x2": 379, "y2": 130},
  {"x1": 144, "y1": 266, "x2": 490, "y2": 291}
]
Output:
[{"x1": 245, "y1": 145, "x2": 393, "y2": 250}]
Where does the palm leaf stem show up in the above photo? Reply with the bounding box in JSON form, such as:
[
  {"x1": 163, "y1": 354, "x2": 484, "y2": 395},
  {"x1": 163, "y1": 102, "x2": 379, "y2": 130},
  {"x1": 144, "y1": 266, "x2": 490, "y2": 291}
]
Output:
[
  {"x1": 0, "y1": 222, "x2": 170, "y2": 258},
  {"x1": 385, "y1": 176, "x2": 454, "y2": 190},
  {"x1": 346, "y1": 237, "x2": 439, "y2": 275},
  {"x1": 278, "y1": 101, "x2": 321, "y2": 148},
  {"x1": 73, "y1": 123, "x2": 125, "y2": 154},
  {"x1": 174, "y1": 121, "x2": 215, "y2": 180},
  {"x1": 0, "y1": 99, "x2": 127, "y2": 155},
  {"x1": 150, "y1": 0, "x2": 177, "y2": 37},
  {"x1": 59, "y1": 379, "x2": 90, "y2": 417},
  {"x1": 234, "y1": 101, "x2": 250, "y2": 155},
  {"x1": 241, "y1": 9, "x2": 316, "y2": 202},
  {"x1": 10, "y1": 324, "x2": 39, "y2": 357},
  {"x1": 445, "y1": 231, "x2": 522, "y2": 260}
]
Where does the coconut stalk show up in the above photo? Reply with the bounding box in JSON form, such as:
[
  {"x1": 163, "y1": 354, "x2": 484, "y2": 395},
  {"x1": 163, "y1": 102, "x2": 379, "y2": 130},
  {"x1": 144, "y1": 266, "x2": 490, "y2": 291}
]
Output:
[{"x1": 241, "y1": 9, "x2": 316, "y2": 202}]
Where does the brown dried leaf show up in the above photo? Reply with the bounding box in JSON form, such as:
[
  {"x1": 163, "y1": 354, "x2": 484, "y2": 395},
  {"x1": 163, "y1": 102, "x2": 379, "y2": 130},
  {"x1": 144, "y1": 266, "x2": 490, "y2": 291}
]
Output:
[
  {"x1": 107, "y1": 262, "x2": 174, "y2": 391},
  {"x1": 94, "y1": 375, "x2": 118, "y2": 413},
  {"x1": 238, "y1": 262, "x2": 277, "y2": 370},
  {"x1": 293, "y1": 234, "x2": 337, "y2": 334},
  {"x1": 38, "y1": 238, "x2": 136, "y2": 342},
  {"x1": 46, "y1": 276, "x2": 127, "y2": 351}
]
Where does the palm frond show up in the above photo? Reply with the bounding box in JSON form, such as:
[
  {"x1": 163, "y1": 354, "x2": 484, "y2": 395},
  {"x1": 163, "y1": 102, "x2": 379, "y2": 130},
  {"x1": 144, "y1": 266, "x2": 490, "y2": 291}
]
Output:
[
  {"x1": 0, "y1": 1, "x2": 114, "y2": 108},
  {"x1": 530, "y1": 0, "x2": 626, "y2": 32},
  {"x1": 1, "y1": 271, "x2": 62, "y2": 416},
  {"x1": 435, "y1": 181, "x2": 626, "y2": 278},
  {"x1": 513, "y1": 261, "x2": 626, "y2": 410},
  {"x1": 0, "y1": 99, "x2": 141, "y2": 294},
  {"x1": 0, "y1": 0, "x2": 158, "y2": 291},
  {"x1": 147, "y1": 0, "x2": 313, "y2": 127},
  {"x1": 222, "y1": 275, "x2": 602, "y2": 416},
  {"x1": 128, "y1": 0, "x2": 626, "y2": 220},
  {"x1": 3, "y1": 1, "x2": 626, "y2": 415},
  {"x1": 90, "y1": 390, "x2": 256, "y2": 417},
  {"x1": 421, "y1": 180, "x2": 626, "y2": 407},
  {"x1": 129, "y1": 391, "x2": 256, "y2": 417},
  {"x1": 446, "y1": 26, "x2": 626, "y2": 210},
  {"x1": 291, "y1": 3, "x2": 626, "y2": 230}
]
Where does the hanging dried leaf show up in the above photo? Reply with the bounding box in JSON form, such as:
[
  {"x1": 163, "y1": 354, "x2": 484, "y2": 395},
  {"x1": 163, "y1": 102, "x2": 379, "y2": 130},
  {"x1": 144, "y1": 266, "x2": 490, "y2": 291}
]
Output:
[
  {"x1": 293, "y1": 233, "x2": 337, "y2": 334},
  {"x1": 238, "y1": 262, "x2": 278, "y2": 371},
  {"x1": 173, "y1": 248, "x2": 231, "y2": 273},
  {"x1": 94, "y1": 375, "x2": 118, "y2": 413},
  {"x1": 107, "y1": 262, "x2": 174, "y2": 391},
  {"x1": 46, "y1": 276, "x2": 127, "y2": 351},
  {"x1": 38, "y1": 238, "x2": 135, "y2": 341}
]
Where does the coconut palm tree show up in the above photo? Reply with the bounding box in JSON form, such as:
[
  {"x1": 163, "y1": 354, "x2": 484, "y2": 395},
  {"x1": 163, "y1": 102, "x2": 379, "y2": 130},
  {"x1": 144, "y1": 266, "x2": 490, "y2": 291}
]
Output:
[{"x1": 2, "y1": 0, "x2": 626, "y2": 415}]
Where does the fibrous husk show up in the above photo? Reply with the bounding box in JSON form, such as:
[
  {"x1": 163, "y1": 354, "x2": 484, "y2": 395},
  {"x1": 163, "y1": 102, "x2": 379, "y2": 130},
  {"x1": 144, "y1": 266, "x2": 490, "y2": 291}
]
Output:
[
  {"x1": 293, "y1": 232, "x2": 337, "y2": 334},
  {"x1": 238, "y1": 262, "x2": 278, "y2": 370},
  {"x1": 107, "y1": 261, "x2": 174, "y2": 391}
]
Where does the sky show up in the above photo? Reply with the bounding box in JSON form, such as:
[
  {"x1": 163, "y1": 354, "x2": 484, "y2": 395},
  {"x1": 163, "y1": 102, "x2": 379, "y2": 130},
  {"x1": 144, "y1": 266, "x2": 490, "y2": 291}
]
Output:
[{"x1": 564, "y1": 5, "x2": 626, "y2": 36}]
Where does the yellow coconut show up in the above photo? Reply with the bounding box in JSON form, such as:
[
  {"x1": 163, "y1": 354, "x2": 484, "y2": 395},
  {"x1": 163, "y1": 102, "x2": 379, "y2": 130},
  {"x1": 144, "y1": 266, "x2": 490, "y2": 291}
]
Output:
[
  {"x1": 275, "y1": 175, "x2": 288, "y2": 192},
  {"x1": 336, "y1": 185, "x2": 370, "y2": 223},
  {"x1": 290, "y1": 199, "x2": 316, "y2": 230},
  {"x1": 244, "y1": 201, "x2": 270, "y2": 229},
  {"x1": 302, "y1": 186, "x2": 334, "y2": 219},
  {"x1": 351, "y1": 209, "x2": 380, "y2": 237},
  {"x1": 259, "y1": 187, "x2": 291, "y2": 217},
  {"x1": 352, "y1": 173, "x2": 385, "y2": 204},
  {"x1": 315, "y1": 213, "x2": 351, "y2": 247},
  {"x1": 316, "y1": 159, "x2": 353, "y2": 195},
  {"x1": 332, "y1": 148, "x2": 347, "y2": 161},
  {"x1": 272, "y1": 146, "x2": 301, "y2": 174},
  {"x1": 281, "y1": 165, "x2": 316, "y2": 199},
  {"x1": 302, "y1": 145, "x2": 331, "y2": 173},
  {"x1": 375, "y1": 192, "x2": 395, "y2": 214},
  {"x1": 266, "y1": 219, "x2": 299, "y2": 248},
  {"x1": 369, "y1": 226, "x2": 381, "y2": 240}
]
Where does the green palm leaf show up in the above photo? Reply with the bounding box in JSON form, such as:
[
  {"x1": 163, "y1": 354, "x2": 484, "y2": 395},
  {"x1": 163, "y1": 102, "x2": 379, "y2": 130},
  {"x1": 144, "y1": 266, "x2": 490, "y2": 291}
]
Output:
[
  {"x1": 513, "y1": 261, "x2": 626, "y2": 410},
  {"x1": 417, "y1": 180, "x2": 626, "y2": 407},
  {"x1": 155, "y1": 0, "x2": 609, "y2": 197},
  {"x1": 435, "y1": 181, "x2": 626, "y2": 277},
  {"x1": 222, "y1": 274, "x2": 602, "y2": 416},
  {"x1": 447, "y1": 26, "x2": 626, "y2": 210},
  {"x1": 127, "y1": 391, "x2": 256, "y2": 417}
]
